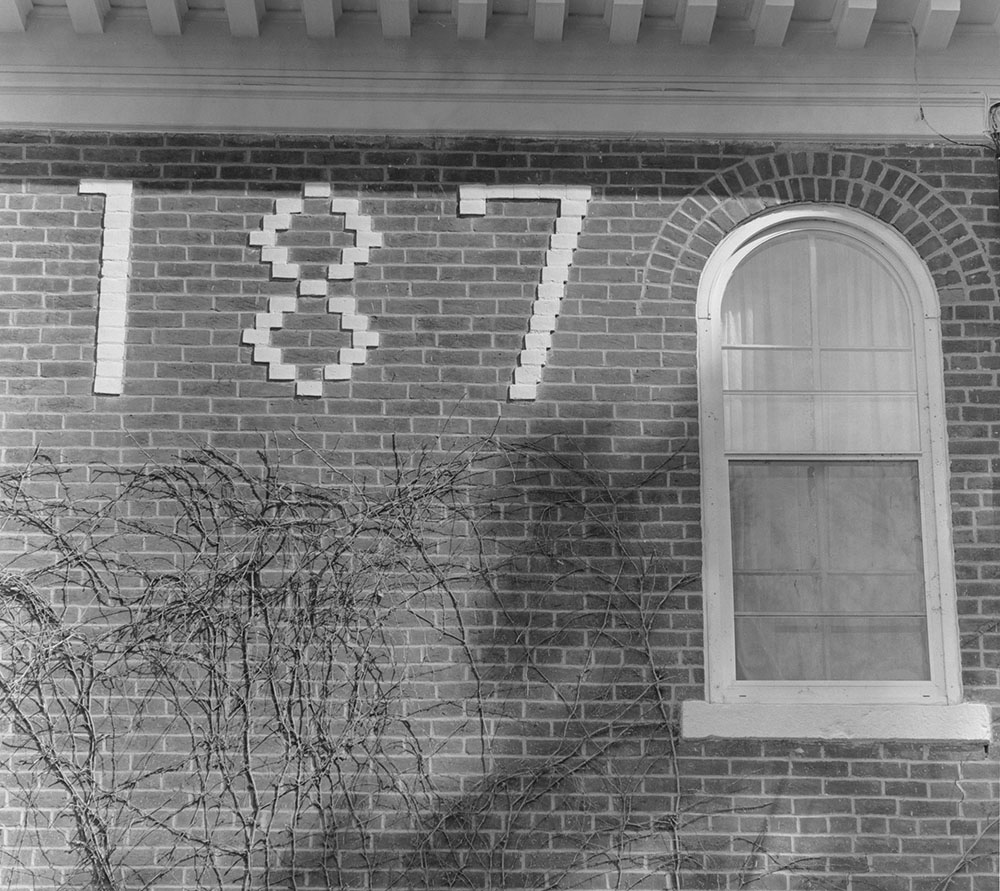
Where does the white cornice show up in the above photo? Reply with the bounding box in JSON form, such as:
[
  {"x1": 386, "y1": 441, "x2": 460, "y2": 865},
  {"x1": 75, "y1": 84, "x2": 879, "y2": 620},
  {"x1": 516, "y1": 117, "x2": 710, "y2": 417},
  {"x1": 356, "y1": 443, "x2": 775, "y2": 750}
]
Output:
[{"x1": 0, "y1": 15, "x2": 997, "y2": 139}]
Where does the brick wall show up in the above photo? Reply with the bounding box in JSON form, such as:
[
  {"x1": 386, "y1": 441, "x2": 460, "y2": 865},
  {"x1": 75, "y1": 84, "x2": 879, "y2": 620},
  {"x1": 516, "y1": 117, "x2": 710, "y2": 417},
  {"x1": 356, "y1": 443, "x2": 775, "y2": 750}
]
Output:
[{"x1": 0, "y1": 132, "x2": 997, "y2": 890}]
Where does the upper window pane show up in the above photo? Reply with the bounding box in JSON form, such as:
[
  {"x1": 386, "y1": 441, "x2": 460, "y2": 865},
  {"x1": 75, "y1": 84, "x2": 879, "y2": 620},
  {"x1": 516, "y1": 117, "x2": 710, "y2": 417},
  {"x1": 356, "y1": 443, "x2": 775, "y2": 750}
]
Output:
[
  {"x1": 721, "y1": 230, "x2": 919, "y2": 454},
  {"x1": 723, "y1": 232, "x2": 913, "y2": 349}
]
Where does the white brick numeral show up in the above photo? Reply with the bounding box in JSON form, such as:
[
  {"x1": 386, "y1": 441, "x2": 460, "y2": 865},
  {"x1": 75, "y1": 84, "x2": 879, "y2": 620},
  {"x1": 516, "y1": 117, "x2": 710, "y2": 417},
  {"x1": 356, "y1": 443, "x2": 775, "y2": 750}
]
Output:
[
  {"x1": 458, "y1": 184, "x2": 591, "y2": 401},
  {"x1": 245, "y1": 183, "x2": 383, "y2": 397},
  {"x1": 79, "y1": 179, "x2": 133, "y2": 396}
]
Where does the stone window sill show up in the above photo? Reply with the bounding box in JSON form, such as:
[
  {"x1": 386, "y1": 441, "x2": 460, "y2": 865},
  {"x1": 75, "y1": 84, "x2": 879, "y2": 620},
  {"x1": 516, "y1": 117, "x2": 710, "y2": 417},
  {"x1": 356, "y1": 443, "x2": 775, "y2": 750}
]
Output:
[{"x1": 681, "y1": 701, "x2": 993, "y2": 742}]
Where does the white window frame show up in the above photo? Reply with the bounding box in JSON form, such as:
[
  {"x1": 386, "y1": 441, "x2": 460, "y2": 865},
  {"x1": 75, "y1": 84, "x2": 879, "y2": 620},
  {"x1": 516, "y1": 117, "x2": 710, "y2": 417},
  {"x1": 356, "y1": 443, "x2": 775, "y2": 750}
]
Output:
[{"x1": 682, "y1": 206, "x2": 990, "y2": 741}]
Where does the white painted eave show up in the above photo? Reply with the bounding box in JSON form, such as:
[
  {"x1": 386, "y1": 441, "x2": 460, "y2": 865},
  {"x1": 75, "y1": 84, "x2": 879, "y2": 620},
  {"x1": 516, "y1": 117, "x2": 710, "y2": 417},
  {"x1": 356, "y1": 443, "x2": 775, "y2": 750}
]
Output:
[{"x1": 0, "y1": 14, "x2": 998, "y2": 139}]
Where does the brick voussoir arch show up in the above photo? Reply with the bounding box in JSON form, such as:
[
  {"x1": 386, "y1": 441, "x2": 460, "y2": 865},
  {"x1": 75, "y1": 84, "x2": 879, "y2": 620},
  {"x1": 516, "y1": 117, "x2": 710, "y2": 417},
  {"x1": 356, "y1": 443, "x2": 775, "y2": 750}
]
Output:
[{"x1": 643, "y1": 150, "x2": 996, "y2": 300}]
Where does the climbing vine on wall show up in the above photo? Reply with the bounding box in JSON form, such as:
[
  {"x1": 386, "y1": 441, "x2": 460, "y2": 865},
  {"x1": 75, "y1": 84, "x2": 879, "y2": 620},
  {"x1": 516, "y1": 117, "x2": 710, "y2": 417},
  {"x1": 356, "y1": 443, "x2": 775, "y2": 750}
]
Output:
[{"x1": 0, "y1": 439, "x2": 704, "y2": 891}]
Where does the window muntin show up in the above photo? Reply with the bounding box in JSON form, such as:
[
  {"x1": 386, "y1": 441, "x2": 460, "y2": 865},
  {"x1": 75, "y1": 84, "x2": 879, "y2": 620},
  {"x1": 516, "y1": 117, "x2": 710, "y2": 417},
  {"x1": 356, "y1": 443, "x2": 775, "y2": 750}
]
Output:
[{"x1": 697, "y1": 208, "x2": 962, "y2": 705}]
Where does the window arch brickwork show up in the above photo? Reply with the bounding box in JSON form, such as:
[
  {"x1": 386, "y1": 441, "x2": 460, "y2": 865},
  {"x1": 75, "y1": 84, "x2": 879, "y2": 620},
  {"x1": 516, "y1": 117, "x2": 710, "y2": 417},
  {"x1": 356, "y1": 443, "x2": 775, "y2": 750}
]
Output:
[{"x1": 641, "y1": 149, "x2": 995, "y2": 303}]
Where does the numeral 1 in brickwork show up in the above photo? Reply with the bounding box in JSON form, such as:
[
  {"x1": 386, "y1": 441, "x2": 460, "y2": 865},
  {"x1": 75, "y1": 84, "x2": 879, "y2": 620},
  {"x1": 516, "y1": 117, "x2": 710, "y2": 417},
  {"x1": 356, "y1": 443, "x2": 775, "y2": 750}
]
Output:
[
  {"x1": 457, "y1": 185, "x2": 591, "y2": 401},
  {"x1": 79, "y1": 180, "x2": 134, "y2": 396}
]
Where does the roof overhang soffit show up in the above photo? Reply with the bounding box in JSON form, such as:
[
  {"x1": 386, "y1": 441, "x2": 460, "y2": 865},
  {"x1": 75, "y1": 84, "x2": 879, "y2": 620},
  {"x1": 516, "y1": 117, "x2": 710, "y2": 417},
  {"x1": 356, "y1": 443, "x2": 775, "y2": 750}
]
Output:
[{"x1": 0, "y1": 5, "x2": 997, "y2": 138}]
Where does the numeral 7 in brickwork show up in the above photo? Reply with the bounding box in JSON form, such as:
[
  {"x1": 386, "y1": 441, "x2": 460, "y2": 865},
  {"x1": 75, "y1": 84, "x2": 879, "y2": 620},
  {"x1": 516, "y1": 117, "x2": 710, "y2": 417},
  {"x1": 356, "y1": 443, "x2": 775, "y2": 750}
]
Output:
[{"x1": 457, "y1": 185, "x2": 592, "y2": 401}]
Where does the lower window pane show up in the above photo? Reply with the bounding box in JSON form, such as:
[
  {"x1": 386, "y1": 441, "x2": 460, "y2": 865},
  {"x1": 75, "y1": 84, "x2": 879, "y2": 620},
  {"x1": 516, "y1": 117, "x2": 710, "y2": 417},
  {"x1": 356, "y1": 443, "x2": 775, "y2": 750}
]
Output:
[
  {"x1": 730, "y1": 460, "x2": 931, "y2": 682},
  {"x1": 735, "y1": 616, "x2": 930, "y2": 680}
]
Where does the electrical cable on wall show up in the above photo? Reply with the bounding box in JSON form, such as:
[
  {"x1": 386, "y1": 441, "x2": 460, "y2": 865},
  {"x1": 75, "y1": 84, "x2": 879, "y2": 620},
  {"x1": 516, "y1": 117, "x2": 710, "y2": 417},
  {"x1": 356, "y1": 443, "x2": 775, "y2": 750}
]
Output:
[{"x1": 911, "y1": 27, "x2": 1000, "y2": 217}]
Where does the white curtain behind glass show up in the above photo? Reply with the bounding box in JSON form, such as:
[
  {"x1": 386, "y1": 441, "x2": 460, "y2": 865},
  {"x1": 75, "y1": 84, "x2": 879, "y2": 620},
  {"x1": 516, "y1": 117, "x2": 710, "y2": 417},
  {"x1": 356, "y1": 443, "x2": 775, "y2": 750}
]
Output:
[
  {"x1": 720, "y1": 231, "x2": 930, "y2": 682},
  {"x1": 722, "y1": 233, "x2": 918, "y2": 454}
]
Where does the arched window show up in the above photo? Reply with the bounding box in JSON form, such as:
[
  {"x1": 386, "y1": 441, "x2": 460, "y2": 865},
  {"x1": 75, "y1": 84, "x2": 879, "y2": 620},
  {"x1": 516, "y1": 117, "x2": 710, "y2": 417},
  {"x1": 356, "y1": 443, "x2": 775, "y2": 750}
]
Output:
[{"x1": 683, "y1": 207, "x2": 988, "y2": 740}]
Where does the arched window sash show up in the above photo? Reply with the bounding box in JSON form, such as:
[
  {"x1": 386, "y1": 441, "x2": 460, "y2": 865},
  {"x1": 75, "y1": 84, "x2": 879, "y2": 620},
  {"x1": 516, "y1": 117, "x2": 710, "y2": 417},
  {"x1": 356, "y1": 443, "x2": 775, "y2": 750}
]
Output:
[{"x1": 695, "y1": 206, "x2": 963, "y2": 709}]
